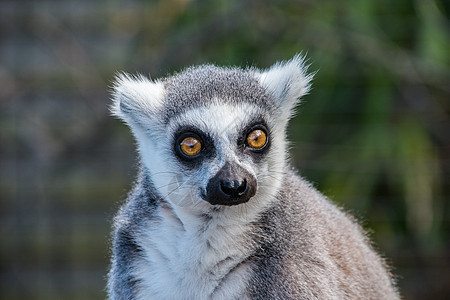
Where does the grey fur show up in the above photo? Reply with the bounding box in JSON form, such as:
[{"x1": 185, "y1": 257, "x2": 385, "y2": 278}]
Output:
[
  {"x1": 162, "y1": 65, "x2": 272, "y2": 122},
  {"x1": 108, "y1": 56, "x2": 399, "y2": 299},
  {"x1": 248, "y1": 171, "x2": 397, "y2": 299}
]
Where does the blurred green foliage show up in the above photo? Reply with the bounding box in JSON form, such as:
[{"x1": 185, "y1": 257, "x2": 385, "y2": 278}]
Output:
[{"x1": 0, "y1": 0, "x2": 448, "y2": 299}]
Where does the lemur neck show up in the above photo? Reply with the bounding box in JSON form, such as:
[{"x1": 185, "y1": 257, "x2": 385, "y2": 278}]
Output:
[
  {"x1": 163, "y1": 198, "x2": 260, "y2": 236},
  {"x1": 152, "y1": 199, "x2": 257, "y2": 273},
  {"x1": 135, "y1": 195, "x2": 256, "y2": 299}
]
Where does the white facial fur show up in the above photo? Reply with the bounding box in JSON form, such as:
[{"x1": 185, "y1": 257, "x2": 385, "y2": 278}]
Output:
[{"x1": 147, "y1": 101, "x2": 287, "y2": 211}]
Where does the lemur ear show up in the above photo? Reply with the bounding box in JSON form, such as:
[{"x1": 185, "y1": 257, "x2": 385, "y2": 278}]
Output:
[
  {"x1": 257, "y1": 54, "x2": 313, "y2": 119},
  {"x1": 110, "y1": 73, "x2": 165, "y2": 127}
]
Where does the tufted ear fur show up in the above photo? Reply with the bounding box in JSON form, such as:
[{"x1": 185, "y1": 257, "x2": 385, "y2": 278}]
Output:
[
  {"x1": 257, "y1": 54, "x2": 313, "y2": 120},
  {"x1": 110, "y1": 73, "x2": 165, "y2": 128}
]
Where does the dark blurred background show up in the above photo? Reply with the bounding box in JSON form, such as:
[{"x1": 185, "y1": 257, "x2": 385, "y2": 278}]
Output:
[{"x1": 0, "y1": 0, "x2": 449, "y2": 299}]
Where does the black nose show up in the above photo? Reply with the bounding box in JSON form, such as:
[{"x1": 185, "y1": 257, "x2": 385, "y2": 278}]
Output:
[
  {"x1": 205, "y1": 162, "x2": 257, "y2": 206},
  {"x1": 220, "y1": 179, "x2": 248, "y2": 198}
]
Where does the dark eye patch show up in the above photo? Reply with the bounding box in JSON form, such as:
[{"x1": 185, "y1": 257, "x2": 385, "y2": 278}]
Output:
[
  {"x1": 173, "y1": 126, "x2": 214, "y2": 167},
  {"x1": 238, "y1": 118, "x2": 271, "y2": 157}
]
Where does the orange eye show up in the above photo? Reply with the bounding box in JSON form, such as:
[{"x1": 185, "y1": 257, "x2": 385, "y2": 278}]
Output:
[
  {"x1": 180, "y1": 137, "x2": 202, "y2": 156},
  {"x1": 247, "y1": 129, "x2": 267, "y2": 150}
]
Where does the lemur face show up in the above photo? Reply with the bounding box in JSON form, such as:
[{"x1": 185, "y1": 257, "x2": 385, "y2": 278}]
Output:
[
  {"x1": 159, "y1": 102, "x2": 277, "y2": 208},
  {"x1": 111, "y1": 55, "x2": 312, "y2": 211},
  {"x1": 171, "y1": 105, "x2": 268, "y2": 206},
  {"x1": 128, "y1": 99, "x2": 289, "y2": 210}
]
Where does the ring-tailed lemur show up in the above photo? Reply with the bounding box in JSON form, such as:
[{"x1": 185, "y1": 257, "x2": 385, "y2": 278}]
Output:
[{"x1": 108, "y1": 55, "x2": 399, "y2": 299}]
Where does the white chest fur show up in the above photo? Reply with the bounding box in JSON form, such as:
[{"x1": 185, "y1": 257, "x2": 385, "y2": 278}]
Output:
[{"x1": 132, "y1": 203, "x2": 255, "y2": 300}]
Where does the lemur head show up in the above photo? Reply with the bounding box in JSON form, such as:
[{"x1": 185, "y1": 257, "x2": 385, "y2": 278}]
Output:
[{"x1": 112, "y1": 55, "x2": 312, "y2": 213}]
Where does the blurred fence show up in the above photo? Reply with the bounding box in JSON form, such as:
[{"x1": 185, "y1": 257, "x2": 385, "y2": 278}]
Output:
[{"x1": 0, "y1": 0, "x2": 449, "y2": 299}]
